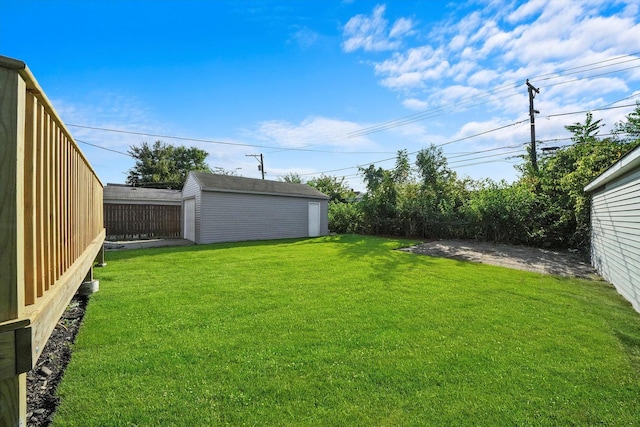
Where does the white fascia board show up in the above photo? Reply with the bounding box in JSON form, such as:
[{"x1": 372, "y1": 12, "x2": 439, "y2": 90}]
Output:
[{"x1": 584, "y1": 146, "x2": 640, "y2": 192}]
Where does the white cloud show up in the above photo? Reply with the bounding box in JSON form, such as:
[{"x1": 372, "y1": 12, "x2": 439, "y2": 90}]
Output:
[
  {"x1": 254, "y1": 116, "x2": 376, "y2": 151},
  {"x1": 449, "y1": 34, "x2": 467, "y2": 51},
  {"x1": 507, "y1": 0, "x2": 547, "y2": 24},
  {"x1": 389, "y1": 17, "x2": 415, "y2": 38},
  {"x1": 336, "y1": 0, "x2": 640, "y2": 184},
  {"x1": 290, "y1": 26, "x2": 320, "y2": 49},
  {"x1": 545, "y1": 77, "x2": 629, "y2": 101},
  {"x1": 402, "y1": 98, "x2": 429, "y2": 110},
  {"x1": 467, "y1": 69, "x2": 501, "y2": 86},
  {"x1": 345, "y1": 0, "x2": 640, "y2": 118},
  {"x1": 342, "y1": 4, "x2": 415, "y2": 52},
  {"x1": 375, "y1": 46, "x2": 451, "y2": 88}
]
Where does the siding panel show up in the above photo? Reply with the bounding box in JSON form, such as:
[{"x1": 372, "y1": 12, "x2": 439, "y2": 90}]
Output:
[
  {"x1": 590, "y1": 167, "x2": 640, "y2": 313},
  {"x1": 200, "y1": 192, "x2": 324, "y2": 244}
]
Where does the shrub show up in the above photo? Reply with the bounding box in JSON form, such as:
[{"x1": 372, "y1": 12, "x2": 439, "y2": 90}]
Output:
[{"x1": 328, "y1": 201, "x2": 363, "y2": 234}]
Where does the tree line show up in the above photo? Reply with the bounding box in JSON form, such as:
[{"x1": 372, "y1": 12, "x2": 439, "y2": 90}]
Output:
[{"x1": 322, "y1": 104, "x2": 640, "y2": 251}]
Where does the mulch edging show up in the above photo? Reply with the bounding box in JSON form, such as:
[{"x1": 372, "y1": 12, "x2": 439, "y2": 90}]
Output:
[{"x1": 26, "y1": 295, "x2": 88, "y2": 427}]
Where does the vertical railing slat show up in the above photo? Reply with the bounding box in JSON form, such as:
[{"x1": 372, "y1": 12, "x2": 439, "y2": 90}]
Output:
[
  {"x1": 23, "y1": 91, "x2": 37, "y2": 305},
  {"x1": 44, "y1": 112, "x2": 52, "y2": 292},
  {"x1": 51, "y1": 119, "x2": 58, "y2": 283},
  {"x1": 36, "y1": 103, "x2": 45, "y2": 298}
]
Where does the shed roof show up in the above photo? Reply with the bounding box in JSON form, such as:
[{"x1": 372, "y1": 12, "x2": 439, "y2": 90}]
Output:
[
  {"x1": 104, "y1": 184, "x2": 182, "y2": 204},
  {"x1": 188, "y1": 171, "x2": 329, "y2": 200},
  {"x1": 584, "y1": 145, "x2": 640, "y2": 192}
]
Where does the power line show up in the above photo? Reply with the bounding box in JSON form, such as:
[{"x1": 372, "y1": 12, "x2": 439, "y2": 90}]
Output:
[
  {"x1": 544, "y1": 102, "x2": 639, "y2": 119},
  {"x1": 67, "y1": 124, "x2": 396, "y2": 154},
  {"x1": 299, "y1": 118, "x2": 530, "y2": 177},
  {"x1": 534, "y1": 56, "x2": 640, "y2": 82},
  {"x1": 345, "y1": 53, "x2": 640, "y2": 138},
  {"x1": 76, "y1": 139, "x2": 132, "y2": 157},
  {"x1": 68, "y1": 56, "x2": 639, "y2": 160},
  {"x1": 77, "y1": 101, "x2": 636, "y2": 162},
  {"x1": 446, "y1": 143, "x2": 524, "y2": 159},
  {"x1": 432, "y1": 119, "x2": 530, "y2": 149},
  {"x1": 348, "y1": 93, "x2": 523, "y2": 139},
  {"x1": 532, "y1": 64, "x2": 640, "y2": 90},
  {"x1": 450, "y1": 158, "x2": 521, "y2": 169},
  {"x1": 298, "y1": 104, "x2": 638, "y2": 180},
  {"x1": 448, "y1": 148, "x2": 525, "y2": 165}
]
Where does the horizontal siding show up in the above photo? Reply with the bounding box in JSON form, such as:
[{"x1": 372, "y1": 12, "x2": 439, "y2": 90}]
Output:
[
  {"x1": 593, "y1": 217, "x2": 640, "y2": 229},
  {"x1": 592, "y1": 189, "x2": 640, "y2": 207},
  {"x1": 590, "y1": 167, "x2": 640, "y2": 313},
  {"x1": 199, "y1": 191, "x2": 327, "y2": 244},
  {"x1": 592, "y1": 189, "x2": 639, "y2": 208},
  {"x1": 594, "y1": 221, "x2": 640, "y2": 236},
  {"x1": 595, "y1": 192, "x2": 640, "y2": 207},
  {"x1": 182, "y1": 175, "x2": 200, "y2": 199},
  {"x1": 320, "y1": 200, "x2": 329, "y2": 236}
]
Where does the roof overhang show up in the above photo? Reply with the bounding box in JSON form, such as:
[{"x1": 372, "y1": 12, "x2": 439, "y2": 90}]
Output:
[
  {"x1": 584, "y1": 145, "x2": 640, "y2": 193},
  {"x1": 198, "y1": 187, "x2": 329, "y2": 200}
]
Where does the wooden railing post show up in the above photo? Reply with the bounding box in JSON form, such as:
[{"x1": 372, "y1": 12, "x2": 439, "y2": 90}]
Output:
[{"x1": 0, "y1": 60, "x2": 27, "y2": 427}]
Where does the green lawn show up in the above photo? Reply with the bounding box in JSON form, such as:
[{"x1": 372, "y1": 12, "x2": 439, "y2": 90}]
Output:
[{"x1": 53, "y1": 235, "x2": 640, "y2": 426}]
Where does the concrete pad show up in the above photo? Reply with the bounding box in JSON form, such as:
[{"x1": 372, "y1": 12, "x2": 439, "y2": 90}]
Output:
[
  {"x1": 400, "y1": 239, "x2": 599, "y2": 279},
  {"x1": 104, "y1": 239, "x2": 195, "y2": 251}
]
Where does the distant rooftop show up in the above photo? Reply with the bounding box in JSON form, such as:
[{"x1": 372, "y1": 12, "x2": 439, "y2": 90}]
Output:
[
  {"x1": 188, "y1": 172, "x2": 329, "y2": 200},
  {"x1": 104, "y1": 184, "x2": 181, "y2": 204}
]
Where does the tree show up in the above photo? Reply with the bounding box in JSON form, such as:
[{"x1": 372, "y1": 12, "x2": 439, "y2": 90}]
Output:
[
  {"x1": 126, "y1": 141, "x2": 211, "y2": 189},
  {"x1": 614, "y1": 102, "x2": 640, "y2": 142},
  {"x1": 357, "y1": 151, "x2": 418, "y2": 236},
  {"x1": 530, "y1": 111, "x2": 637, "y2": 248},
  {"x1": 307, "y1": 174, "x2": 354, "y2": 202},
  {"x1": 565, "y1": 112, "x2": 604, "y2": 144},
  {"x1": 415, "y1": 144, "x2": 451, "y2": 189},
  {"x1": 279, "y1": 172, "x2": 304, "y2": 184},
  {"x1": 392, "y1": 149, "x2": 411, "y2": 184}
]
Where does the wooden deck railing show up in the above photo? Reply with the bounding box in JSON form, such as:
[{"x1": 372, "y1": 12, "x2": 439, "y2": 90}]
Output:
[{"x1": 0, "y1": 55, "x2": 105, "y2": 426}]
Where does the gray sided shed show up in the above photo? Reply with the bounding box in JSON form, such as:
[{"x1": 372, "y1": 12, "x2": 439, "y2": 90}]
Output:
[
  {"x1": 584, "y1": 146, "x2": 640, "y2": 313},
  {"x1": 182, "y1": 172, "x2": 329, "y2": 244}
]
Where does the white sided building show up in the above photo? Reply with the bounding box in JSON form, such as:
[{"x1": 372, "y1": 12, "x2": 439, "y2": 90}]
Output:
[
  {"x1": 182, "y1": 172, "x2": 329, "y2": 244},
  {"x1": 585, "y1": 145, "x2": 640, "y2": 313}
]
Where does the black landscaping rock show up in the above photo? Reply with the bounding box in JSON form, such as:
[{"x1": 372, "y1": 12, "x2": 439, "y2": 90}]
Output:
[{"x1": 26, "y1": 295, "x2": 88, "y2": 427}]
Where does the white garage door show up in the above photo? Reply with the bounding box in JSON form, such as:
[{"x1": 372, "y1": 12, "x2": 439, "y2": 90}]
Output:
[
  {"x1": 308, "y1": 202, "x2": 321, "y2": 237},
  {"x1": 184, "y1": 198, "x2": 196, "y2": 242}
]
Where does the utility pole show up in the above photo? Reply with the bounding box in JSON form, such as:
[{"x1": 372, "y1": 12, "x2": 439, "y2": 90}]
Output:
[
  {"x1": 526, "y1": 79, "x2": 540, "y2": 172},
  {"x1": 246, "y1": 154, "x2": 265, "y2": 179}
]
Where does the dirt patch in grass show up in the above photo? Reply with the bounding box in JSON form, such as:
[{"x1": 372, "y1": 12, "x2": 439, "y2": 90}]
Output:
[{"x1": 400, "y1": 239, "x2": 599, "y2": 279}]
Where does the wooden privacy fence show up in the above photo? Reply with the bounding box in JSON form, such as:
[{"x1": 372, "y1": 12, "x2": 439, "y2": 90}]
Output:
[
  {"x1": 0, "y1": 56, "x2": 105, "y2": 426},
  {"x1": 104, "y1": 204, "x2": 181, "y2": 239}
]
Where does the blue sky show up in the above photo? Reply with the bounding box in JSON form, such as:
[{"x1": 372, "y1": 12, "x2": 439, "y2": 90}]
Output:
[{"x1": 2, "y1": 0, "x2": 639, "y2": 191}]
